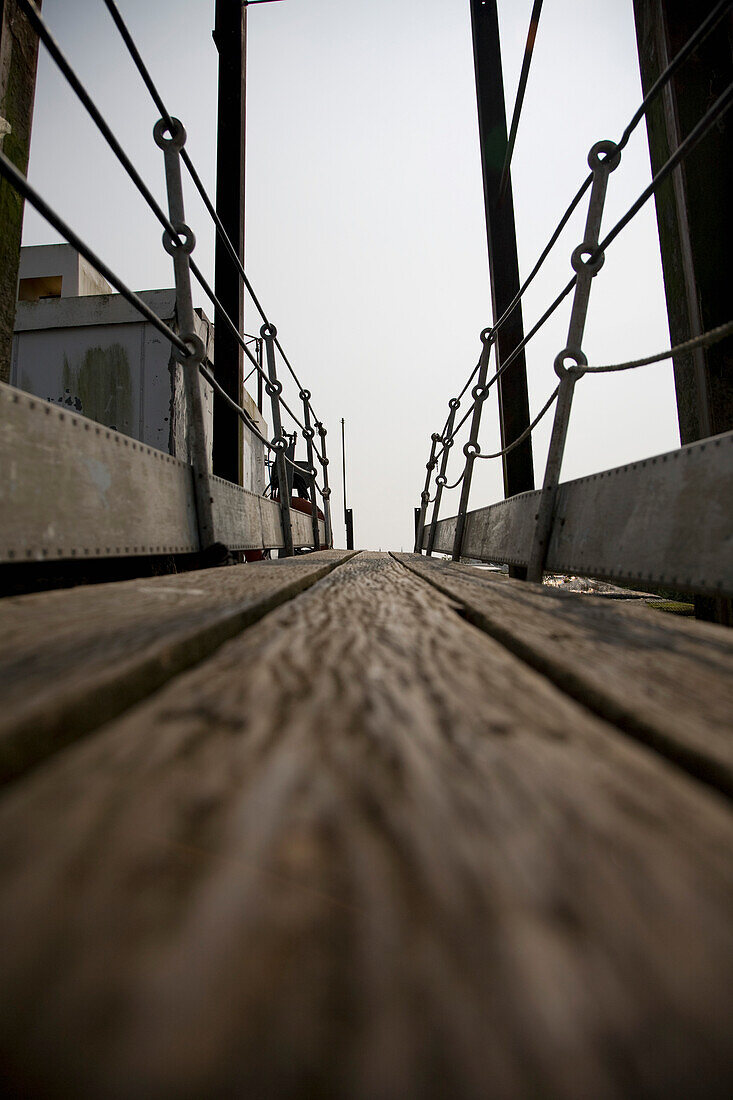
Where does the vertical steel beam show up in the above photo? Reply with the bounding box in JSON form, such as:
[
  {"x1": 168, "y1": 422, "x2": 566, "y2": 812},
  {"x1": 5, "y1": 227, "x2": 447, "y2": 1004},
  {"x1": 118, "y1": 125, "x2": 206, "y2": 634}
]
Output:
[
  {"x1": 0, "y1": 0, "x2": 41, "y2": 385},
  {"x1": 633, "y1": 0, "x2": 733, "y2": 625},
  {"x1": 212, "y1": 0, "x2": 246, "y2": 485},
  {"x1": 469, "y1": 0, "x2": 534, "y2": 575},
  {"x1": 340, "y1": 417, "x2": 354, "y2": 550}
]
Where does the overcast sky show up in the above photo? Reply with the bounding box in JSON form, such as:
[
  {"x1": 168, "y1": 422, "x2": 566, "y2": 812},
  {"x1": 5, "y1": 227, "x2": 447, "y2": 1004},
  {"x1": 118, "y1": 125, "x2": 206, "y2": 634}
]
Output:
[{"x1": 23, "y1": 0, "x2": 677, "y2": 551}]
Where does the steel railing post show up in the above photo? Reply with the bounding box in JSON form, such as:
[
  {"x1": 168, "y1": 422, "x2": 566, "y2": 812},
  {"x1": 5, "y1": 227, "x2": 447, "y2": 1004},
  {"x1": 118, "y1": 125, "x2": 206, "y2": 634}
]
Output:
[
  {"x1": 261, "y1": 323, "x2": 294, "y2": 557},
  {"x1": 414, "y1": 432, "x2": 441, "y2": 552},
  {"x1": 153, "y1": 116, "x2": 216, "y2": 551},
  {"x1": 527, "y1": 139, "x2": 621, "y2": 581},
  {"x1": 452, "y1": 329, "x2": 493, "y2": 560},
  {"x1": 426, "y1": 399, "x2": 459, "y2": 556},
  {"x1": 300, "y1": 389, "x2": 321, "y2": 551},
  {"x1": 316, "y1": 421, "x2": 333, "y2": 548}
]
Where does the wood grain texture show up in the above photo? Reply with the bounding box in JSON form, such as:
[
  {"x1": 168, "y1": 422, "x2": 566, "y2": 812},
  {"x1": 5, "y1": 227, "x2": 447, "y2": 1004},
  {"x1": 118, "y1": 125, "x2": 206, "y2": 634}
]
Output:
[
  {"x1": 0, "y1": 549, "x2": 353, "y2": 784},
  {"x1": 0, "y1": 553, "x2": 732, "y2": 1098},
  {"x1": 397, "y1": 553, "x2": 733, "y2": 797}
]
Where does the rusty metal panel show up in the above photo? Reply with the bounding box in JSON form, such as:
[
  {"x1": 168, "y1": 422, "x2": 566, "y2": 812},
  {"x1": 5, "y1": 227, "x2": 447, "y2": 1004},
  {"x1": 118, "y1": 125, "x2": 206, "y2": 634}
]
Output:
[
  {"x1": 0, "y1": 382, "x2": 198, "y2": 562},
  {"x1": 426, "y1": 431, "x2": 733, "y2": 597}
]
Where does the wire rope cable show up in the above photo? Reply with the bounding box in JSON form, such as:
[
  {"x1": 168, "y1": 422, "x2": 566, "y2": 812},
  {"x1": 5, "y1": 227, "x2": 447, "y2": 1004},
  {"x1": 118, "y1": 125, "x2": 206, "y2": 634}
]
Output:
[
  {"x1": 101, "y1": 0, "x2": 322, "y2": 426},
  {"x1": 583, "y1": 318, "x2": 733, "y2": 374},
  {"x1": 475, "y1": 384, "x2": 560, "y2": 460},
  {"x1": 498, "y1": 0, "x2": 544, "y2": 199},
  {"x1": 18, "y1": 0, "x2": 178, "y2": 243},
  {"x1": 0, "y1": 149, "x2": 188, "y2": 355}
]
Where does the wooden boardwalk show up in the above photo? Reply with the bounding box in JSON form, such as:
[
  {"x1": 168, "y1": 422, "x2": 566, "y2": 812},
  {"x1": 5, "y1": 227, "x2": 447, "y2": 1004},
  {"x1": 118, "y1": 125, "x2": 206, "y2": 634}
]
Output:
[{"x1": 1, "y1": 550, "x2": 732, "y2": 1098}]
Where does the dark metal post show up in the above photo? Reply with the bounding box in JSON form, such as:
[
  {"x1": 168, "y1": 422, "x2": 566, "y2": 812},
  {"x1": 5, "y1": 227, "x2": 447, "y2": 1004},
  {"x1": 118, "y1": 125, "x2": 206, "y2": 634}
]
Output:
[
  {"x1": 212, "y1": 0, "x2": 246, "y2": 485},
  {"x1": 301, "y1": 390, "x2": 321, "y2": 551},
  {"x1": 633, "y1": 0, "x2": 733, "y2": 624},
  {"x1": 426, "y1": 399, "x2": 459, "y2": 556},
  {"x1": 452, "y1": 330, "x2": 492, "y2": 561},
  {"x1": 633, "y1": 0, "x2": 733, "y2": 445},
  {"x1": 341, "y1": 417, "x2": 353, "y2": 550},
  {"x1": 261, "y1": 323, "x2": 293, "y2": 557},
  {"x1": 470, "y1": 0, "x2": 534, "y2": 575},
  {"x1": 414, "y1": 432, "x2": 441, "y2": 552},
  {"x1": 0, "y1": 0, "x2": 42, "y2": 385}
]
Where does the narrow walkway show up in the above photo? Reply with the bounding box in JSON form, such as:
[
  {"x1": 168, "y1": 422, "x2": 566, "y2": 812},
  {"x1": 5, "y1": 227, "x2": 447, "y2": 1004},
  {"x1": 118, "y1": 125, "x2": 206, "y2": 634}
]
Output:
[{"x1": 1, "y1": 551, "x2": 732, "y2": 1098}]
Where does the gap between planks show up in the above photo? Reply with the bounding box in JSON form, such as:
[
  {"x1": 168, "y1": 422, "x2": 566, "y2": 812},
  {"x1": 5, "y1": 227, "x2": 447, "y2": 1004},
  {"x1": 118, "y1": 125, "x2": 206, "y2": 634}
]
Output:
[
  {"x1": 394, "y1": 553, "x2": 733, "y2": 802},
  {"x1": 0, "y1": 549, "x2": 357, "y2": 785}
]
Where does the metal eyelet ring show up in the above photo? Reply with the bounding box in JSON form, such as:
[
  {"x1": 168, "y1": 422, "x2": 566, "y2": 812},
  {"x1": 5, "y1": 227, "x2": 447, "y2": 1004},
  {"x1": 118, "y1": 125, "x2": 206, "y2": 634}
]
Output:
[
  {"x1": 260, "y1": 322, "x2": 278, "y2": 339},
  {"x1": 554, "y1": 347, "x2": 588, "y2": 380},
  {"x1": 299, "y1": 389, "x2": 311, "y2": 402},
  {"x1": 271, "y1": 436, "x2": 288, "y2": 453},
  {"x1": 571, "y1": 243, "x2": 605, "y2": 275},
  {"x1": 173, "y1": 332, "x2": 205, "y2": 365},
  {"x1": 445, "y1": 437, "x2": 454, "y2": 449},
  {"x1": 480, "y1": 327, "x2": 493, "y2": 344},
  {"x1": 472, "y1": 383, "x2": 488, "y2": 402},
  {"x1": 265, "y1": 380, "x2": 282, "y2": 397},
  {"x1": 162, "y1": 222, "x2": 196, "y2": 257},
  {"x1": 303, "y1": 426, "x2": 315, "y2": 440},
  {"x1": 153, "y1": 116, "x2": 187, "y2": 150},
  {"x1": 431, "y1": 432, "x2": 442, "y2": 443},
  {"x1": 463, "y1": 441, "x2": 481, "y2": 459},
  {"x1": 588, "y1": 138, "x2": 621, "y2": 172},
  {"x1": 436, "y1": 475, "x2": 447, "y2": 487},
  {"x1": 449, "y1": 398, "x2": 460, "y2": 410}
]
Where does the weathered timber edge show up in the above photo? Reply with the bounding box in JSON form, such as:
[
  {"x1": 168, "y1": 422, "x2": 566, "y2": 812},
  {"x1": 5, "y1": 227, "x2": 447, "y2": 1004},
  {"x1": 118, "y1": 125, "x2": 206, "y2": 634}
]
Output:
[
  {"x1": 395, "y1": 553, "x2": 733, "y2": 801},
  {"x1": 0, "y1": 550, "x2": 356, "y2": 785}
]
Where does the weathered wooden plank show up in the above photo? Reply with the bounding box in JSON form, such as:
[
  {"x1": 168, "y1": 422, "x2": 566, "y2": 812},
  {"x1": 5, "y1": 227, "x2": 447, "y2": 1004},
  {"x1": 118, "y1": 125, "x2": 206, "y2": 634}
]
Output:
[
  {"x1": 0, "y1": 549, "x2": 353, "y2": 784},
  {"x1": 426, "y1": 430, "x2": 733, "y2": 597},
  {"x1": 0, "y1": 553, "x2": 732, "y2": 1097},
  {"x1": 397, "y1": 552, "x2": 733, "y2": 797}
]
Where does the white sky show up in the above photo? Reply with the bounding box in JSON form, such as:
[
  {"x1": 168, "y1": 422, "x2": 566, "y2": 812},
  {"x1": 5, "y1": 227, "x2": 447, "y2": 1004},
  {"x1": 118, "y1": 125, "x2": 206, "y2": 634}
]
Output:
[{"x1": 23, "y1": 0, "x2": 677, "y2": 551}]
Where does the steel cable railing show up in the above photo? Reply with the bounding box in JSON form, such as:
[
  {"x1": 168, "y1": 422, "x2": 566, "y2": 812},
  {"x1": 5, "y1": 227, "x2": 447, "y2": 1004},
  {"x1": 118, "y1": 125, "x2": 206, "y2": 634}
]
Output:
[
  {"x1": 430, "y1": 0, "x2": 733, "y2": 462},
  {"x1": 100, "y1": 0, "x2": 325, "y2": 433},
  {"x1": 417, "y1": 0, "x2": 733, "y2": 563},
  {"x1": 5, "y1": 0, "x2": 333, "y2": 551}
]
